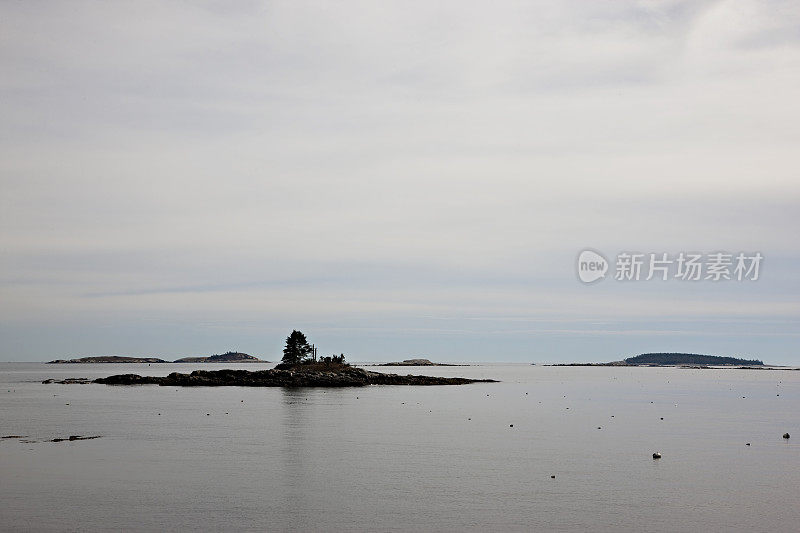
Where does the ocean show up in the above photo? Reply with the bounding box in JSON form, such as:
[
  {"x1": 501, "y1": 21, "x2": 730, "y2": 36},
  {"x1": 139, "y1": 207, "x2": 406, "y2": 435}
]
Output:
[{"x1": 1, "y1": 362, "x2": 798, "y2": 532}]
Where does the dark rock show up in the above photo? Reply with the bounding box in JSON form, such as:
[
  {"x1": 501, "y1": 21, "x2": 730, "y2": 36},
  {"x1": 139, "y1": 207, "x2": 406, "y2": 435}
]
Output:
[
  {"x1": 50, "y1": 435, "x2": 101, "y2": 443},
  {"x1": 42, "y1": 378, "x2": 92, "y2": 384}
]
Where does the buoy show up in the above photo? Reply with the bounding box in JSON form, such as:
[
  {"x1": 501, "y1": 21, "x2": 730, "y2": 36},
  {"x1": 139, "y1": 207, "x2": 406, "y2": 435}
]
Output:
[{"x1": 652, "y1": 452, "x2": 662, "y2": 459}]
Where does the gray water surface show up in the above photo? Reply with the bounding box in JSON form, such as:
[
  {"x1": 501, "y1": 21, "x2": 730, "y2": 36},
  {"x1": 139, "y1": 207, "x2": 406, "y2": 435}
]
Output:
[{"x1": 1, "y1": 363, "x2": 798, "y2": 532}]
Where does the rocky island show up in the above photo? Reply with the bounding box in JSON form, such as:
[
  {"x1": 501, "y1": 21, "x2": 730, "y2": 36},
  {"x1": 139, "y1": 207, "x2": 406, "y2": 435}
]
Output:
[
  {"x1": 173, "y1": 352, "x2": 265, "y2": 363},
  {"x1": 377, "y1": 358, "x2": 468, "y2": 367},
  {"x1": 44, "y1": 331, "x2": 495, "y2": 387},
  {"x1": 46, "y1": 363, "x2": 496, "y2": 387}
]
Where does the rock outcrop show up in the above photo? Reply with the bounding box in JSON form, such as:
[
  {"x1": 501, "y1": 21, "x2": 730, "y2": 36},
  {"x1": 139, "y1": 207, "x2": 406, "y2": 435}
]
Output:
[{"x1": 84, "y1": 366, "x2": 496, "y2": 387}]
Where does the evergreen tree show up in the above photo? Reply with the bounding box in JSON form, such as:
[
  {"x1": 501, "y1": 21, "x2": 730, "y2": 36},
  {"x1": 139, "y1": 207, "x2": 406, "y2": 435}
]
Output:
[{"x1": 282, "y1": 330, "x2": 312, "y2": 365}]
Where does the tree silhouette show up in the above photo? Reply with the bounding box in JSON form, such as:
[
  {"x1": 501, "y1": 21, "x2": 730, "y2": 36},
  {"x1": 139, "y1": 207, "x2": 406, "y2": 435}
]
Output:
[{"x1": 282, "y1": 330, "x2": 312, "y2": 365}]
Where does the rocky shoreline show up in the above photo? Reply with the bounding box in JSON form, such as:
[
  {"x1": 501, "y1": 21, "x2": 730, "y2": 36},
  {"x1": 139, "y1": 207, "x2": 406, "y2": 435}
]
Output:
[{"x1": 44, "y1": 366, "x2": 497, "y2": 387}]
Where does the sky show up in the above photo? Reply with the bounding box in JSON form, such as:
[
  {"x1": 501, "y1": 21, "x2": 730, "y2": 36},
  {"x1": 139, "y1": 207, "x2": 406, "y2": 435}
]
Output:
[{"x1": 1, "y1": 0, "x2": 799, "y2": 363}]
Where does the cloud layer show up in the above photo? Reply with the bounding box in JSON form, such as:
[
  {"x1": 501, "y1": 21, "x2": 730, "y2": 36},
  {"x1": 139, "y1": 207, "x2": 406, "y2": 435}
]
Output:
[{"x1": 2, "y1": 0, "x2": 799, "y2": 362}]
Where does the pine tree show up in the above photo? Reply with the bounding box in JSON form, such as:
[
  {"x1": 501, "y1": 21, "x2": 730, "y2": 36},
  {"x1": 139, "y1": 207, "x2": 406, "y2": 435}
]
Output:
[{"x1": 282, "y1": 330, "x2": 312, "y2": 365}]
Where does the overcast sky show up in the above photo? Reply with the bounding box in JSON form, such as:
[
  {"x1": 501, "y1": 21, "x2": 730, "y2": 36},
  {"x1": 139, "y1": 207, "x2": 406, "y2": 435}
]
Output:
[{"x1": 1, "y1": 0, "x2": 799, "y2": 363}]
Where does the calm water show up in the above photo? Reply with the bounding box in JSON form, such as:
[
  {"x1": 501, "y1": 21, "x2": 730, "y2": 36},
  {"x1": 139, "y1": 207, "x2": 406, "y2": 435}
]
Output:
[{"x1": 1, "y1": 362, "x2": 798, "y2": 532}]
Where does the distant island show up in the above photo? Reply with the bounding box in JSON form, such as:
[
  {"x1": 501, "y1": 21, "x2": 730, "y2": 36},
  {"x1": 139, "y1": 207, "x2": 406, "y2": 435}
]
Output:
[
  {"x1": 624, "y1": 353, "x2": 764, "y2": 366},
  {"x1": 377, "y1": 358, "x2": 468, "y2": 367},
  {"x1": 552, "y1": 353, "x2": 765, "y2": 367},
  {"x1": 173, "y1": 352, "x2": 264, "y2": 363},
  {"x1": 47, "y1": 356, "x2": 169, "y2": 364},
  {"x1": 47, "y1": 352, "x2": 268, "y2": 364}
]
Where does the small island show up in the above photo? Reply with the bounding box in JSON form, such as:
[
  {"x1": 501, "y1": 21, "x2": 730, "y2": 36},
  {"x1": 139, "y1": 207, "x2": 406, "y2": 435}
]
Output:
[
  {"x1": 48, "y1": 352, "x2": 268, "y2": 364},
  {"x1": 45, "y1": 331, "x2": 496, "y2": 387},
  {"x1": 551, "y1": 353, "x2": 765, "y2": 367},
  {"x1": 47, "y1": 356, "x2": 169, "y2": 364},
  {"x1": 173, "y1": 352, "x2": 265, "y2": 363},
  {"x1": 377, "y1": 358, "x2": 468, "y2": 367}
]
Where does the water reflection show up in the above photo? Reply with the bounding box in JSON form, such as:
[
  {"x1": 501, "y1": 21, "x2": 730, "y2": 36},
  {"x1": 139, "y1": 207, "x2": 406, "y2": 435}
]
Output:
[{"x1": 278, "y1": 387, "x2": 315, "y2": 520}]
